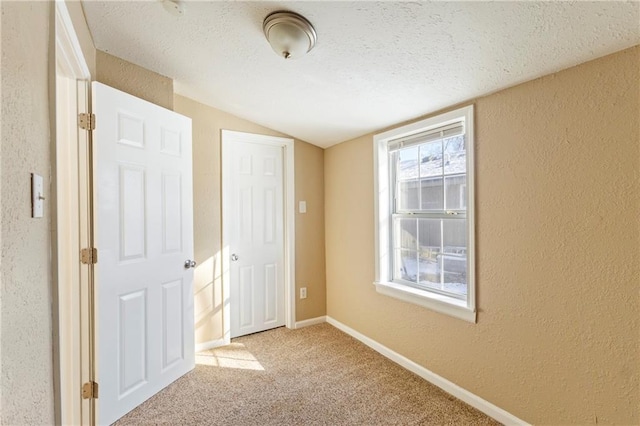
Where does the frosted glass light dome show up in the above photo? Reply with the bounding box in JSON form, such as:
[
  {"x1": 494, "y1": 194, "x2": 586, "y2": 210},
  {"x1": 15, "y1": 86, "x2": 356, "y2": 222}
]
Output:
[{"x1": 263, "y1": 12, "x2": 317, "y2": 59}]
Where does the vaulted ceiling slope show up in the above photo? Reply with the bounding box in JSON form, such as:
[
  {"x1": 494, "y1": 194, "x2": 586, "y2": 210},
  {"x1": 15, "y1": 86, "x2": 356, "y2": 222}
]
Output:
[{"x1": 83, "y1": 1, "x2": 639, "y2": 148}]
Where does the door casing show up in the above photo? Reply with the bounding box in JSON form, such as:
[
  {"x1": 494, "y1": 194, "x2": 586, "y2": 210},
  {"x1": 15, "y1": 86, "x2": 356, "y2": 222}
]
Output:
[
  {"x1": 54, "y1": 1, "x2": 93, "y2": 424},
  {"x1": 221, "y1": 130, "x2": 296, "y2": 345}
]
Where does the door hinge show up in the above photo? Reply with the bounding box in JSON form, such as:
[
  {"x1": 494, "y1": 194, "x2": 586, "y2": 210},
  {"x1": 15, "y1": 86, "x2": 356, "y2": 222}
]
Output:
[
  {"x1": 80, "y1": 247, "x2": 98, "y2": 265},
  {"x1": 78, "y1": 113, "x2": 95, "y2": 130},
  {"x1": 82, "y1": 381, "x2": 99, "y2": 399}
]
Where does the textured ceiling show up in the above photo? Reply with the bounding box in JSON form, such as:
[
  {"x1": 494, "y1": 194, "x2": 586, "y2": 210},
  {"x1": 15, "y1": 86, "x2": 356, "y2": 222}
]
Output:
[{"x1": 82, "y1": 1, "x2": 640, "y2": 148}]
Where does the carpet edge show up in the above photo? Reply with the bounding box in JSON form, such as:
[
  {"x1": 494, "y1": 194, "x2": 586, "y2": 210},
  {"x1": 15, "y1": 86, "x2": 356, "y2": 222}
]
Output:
[{"x1": 325, "y1": 316, "x2": 530, "y2": 426}]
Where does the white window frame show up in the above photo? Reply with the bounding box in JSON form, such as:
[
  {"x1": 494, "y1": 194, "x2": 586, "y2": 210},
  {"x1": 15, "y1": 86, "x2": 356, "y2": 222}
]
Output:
[{"x1": 373, "y1": 105, "x2": 476, "y2": 323}]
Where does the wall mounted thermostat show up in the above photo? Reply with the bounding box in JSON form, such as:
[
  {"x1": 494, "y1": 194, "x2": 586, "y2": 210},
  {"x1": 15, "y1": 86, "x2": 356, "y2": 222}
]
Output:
[{"x1": 31, "y1": 173, "x2": 44, "y2": 218}]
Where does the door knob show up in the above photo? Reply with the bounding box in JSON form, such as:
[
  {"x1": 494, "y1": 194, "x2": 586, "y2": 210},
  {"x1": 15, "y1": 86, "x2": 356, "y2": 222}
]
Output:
[
  {"x1": 231, "y1": 254, "x2": 239, "y2": 261},
  {"x1": 184, "y1": 260, "x2": 196, "y2": 269}
]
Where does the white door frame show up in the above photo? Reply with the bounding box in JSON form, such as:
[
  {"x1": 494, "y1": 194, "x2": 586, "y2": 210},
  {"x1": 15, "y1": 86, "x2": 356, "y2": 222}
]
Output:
[
  {"x1": 221, "y1": 130, "x2": 296, "y2": 344},
  {"x1": 54, "y1": 1, "x2": 93, "y2": 424}
]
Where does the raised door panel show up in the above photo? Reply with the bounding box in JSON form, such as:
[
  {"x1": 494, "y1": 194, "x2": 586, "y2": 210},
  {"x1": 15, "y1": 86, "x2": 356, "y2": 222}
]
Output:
[
  {"x1": 119, "y1": 165, "x2": 146, "y2": 262},
  {"x1": 118, "y1": 289, "x2": 148, "y2": 398},
  {"x1": 117, "y1": 111, "x2": 145, "y2": 149},
  {"x1": 160, "y1": 127, "x2": 181, "y2": 157},
  {"x1": 239, "y1": 187, "x2": 253, "y2": 244},
  {"x1": 239, "y1": 266, "x2": 255, "y2": 329},
  {"x1": 264, "y1": 187, "x2": 276, "y2": 244},
  {"x1": 264, "y1": 264, "x2": 277, "y2": 323},
  {"x1": 161, "y1": 173, "x2": 182, "y2": 254},
  {"x1": 162, "y1": 280, "x2": 184, "y2": 371}
]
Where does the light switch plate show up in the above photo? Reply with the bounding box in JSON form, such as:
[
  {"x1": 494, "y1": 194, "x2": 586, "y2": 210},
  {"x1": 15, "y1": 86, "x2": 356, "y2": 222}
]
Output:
[
  {"x1": 299, "y1": 201, "x2": 307, "y2": 214},
  {"x1": 32, "y1": 173, "x2": 44, "y2": 218}
]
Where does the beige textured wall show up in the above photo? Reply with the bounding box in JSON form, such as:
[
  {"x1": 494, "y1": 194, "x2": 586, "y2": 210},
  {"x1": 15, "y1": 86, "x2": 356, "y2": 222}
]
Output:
[
  {"x1": 294, "y1": 142, "x2": 326, "y2": 320},
  {"x1": 325, "y1": 46, "x2": 639, "y2": 424},
  {"x1": 1, "y1": 2, "x2": 56, "y2": 424},
  {"x1": 96, "y1": 50, "x2": 173, "y2": 110},
  {"x1": 174, "y1": 95, "x2": 326, "y2": 345}
]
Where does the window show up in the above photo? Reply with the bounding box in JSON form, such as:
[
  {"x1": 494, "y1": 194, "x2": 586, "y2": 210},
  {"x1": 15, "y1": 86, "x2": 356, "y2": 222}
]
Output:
[{"x1": 374, "y1": 105, "x2": 475, "y2": 322}]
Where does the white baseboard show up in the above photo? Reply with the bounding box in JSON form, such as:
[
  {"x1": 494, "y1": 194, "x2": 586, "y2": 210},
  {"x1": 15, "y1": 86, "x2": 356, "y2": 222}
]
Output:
[
  {"x1": 295, "y1": 316, "x2": 327, "y2": 329},
  {"x1": 195, "y1": 338, "x2": 227, "y2": 353},
  {"x1": 326, "y1": 316, "x2": 529, "y2": 426}
]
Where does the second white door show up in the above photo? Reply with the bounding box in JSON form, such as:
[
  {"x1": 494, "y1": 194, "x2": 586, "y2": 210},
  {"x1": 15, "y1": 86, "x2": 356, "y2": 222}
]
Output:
[{"x1": 224, "y1": 133, "x2": 287, "y2": 338}]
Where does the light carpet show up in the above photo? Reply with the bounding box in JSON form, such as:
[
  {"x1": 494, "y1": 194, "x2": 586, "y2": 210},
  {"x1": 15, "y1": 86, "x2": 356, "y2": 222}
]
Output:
[{"x1": 114, "y1": 323, "x2": 500, "y2": 425}]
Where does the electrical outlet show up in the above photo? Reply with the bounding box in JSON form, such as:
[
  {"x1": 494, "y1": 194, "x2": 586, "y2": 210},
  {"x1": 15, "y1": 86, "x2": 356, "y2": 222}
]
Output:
[{"x1": 300, "y1": 287, "x2": 307, "y2": 299}]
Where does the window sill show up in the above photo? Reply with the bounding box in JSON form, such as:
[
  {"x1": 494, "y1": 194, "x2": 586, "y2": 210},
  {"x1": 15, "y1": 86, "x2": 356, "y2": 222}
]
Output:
[{"x1": 374, "y1": 281, "x2": 476, "y2": 323}]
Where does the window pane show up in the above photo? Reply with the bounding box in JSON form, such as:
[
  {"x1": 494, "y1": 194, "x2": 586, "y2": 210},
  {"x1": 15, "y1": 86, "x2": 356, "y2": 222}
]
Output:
[
  {"x1": 398, "y1": 180, "x2": 420, "y2": 210},
  {"x1": 421, "y1": 176, "x2": 444, "y2": 210},
  {"x1": 417, "y1": 219, "x2": 441, "y2": 288},
  {"x1": 444, "y1": 135, "x2": 466, "y2": 175},
  {"x1": 397, "y1": 146, "x2": 418, "y2": 180},
  {"x1": 393, "y1": 218, "x2": 417, "y2": 250},
  {"x1": 445, "y1": 175, "x2": 466, "y2": 210},
  {"x1": 419, "y1": 141, "x2": 443, "y2": 178},
  {"x1": 397, "y1": 147, "x2": 419, "y2": 211},
  {"x1": 394, "y1": 249, "x2": 417, "y2": 283},
  {"x1": 417, "y1": 219, "x2": 441, "y2": 254},
  {"x1": 442, "y1": 219, "x2": 467, "y2": 296}
]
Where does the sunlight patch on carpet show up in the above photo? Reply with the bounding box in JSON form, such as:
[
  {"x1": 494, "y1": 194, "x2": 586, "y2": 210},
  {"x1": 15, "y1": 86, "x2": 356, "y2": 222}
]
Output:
[{"x1": 196, "y1": 343, "x2": 265, "y2": 371}]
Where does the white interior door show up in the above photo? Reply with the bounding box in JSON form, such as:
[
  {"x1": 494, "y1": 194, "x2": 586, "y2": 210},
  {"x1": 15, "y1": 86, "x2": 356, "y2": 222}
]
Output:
[
  {"x1": 224, "y1": 137, "x2": 286, "y2": 338},
  {"x1": 93, "y1": 82, "x2": 194, "y2": 425}
]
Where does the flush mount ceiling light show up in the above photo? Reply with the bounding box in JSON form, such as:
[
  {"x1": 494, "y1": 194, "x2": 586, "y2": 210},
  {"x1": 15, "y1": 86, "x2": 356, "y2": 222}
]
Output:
[{"x1": 263, "y1": 11, "x2": 317, "y2": 59}]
